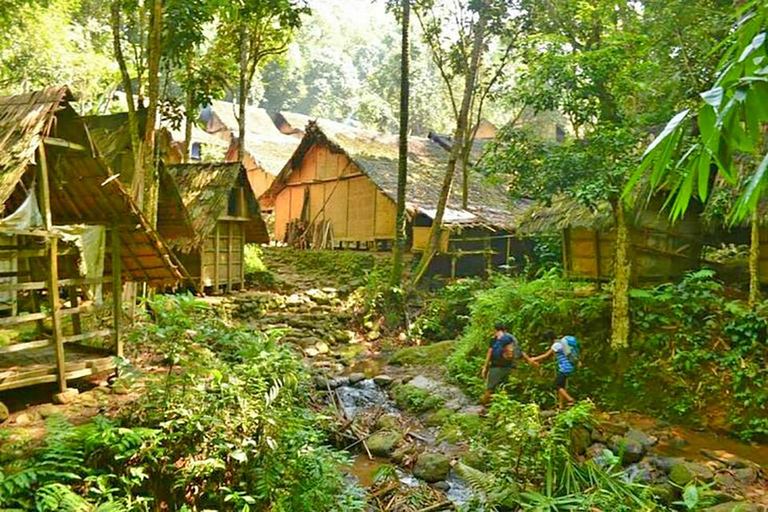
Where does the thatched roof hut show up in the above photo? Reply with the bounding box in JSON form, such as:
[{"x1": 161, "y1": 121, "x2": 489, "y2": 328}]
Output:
[
  {"x1": 262, "y1": 120, "x2": 530, "y2": 277},
  {"x1": 164, "y1": 162, "x2": 268, "y2": 292}
]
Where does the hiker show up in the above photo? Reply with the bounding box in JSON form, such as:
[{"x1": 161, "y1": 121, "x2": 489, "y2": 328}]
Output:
[
  {"x1": 531, "y1": 330, "x2": 579, "y2": 409},
  {"x1": 481, "y1": 323, "x2": 537, "y2": 410}
]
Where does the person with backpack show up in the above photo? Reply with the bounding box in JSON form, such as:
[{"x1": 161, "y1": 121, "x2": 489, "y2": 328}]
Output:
[
  {"x1": 531, "y1": 330, "x2": 579, "y2": 409},
  {"x1": 481, "y1": 323, "x2": 538, "y2": 411}
]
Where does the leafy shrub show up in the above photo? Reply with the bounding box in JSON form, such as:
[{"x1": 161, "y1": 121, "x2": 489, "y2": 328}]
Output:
[
  {"x1": 410, "y1": 278, "x2": 486, "y2": 341},
  {"x1": 0, "y1": 295, "x2": 366, "y2": 511},
  {"x1": 392, "y1": 384, "x2": 445, "y2": 413},
  {"x1": 244, "y1": 244, "x2": 277, "y2": 289}
]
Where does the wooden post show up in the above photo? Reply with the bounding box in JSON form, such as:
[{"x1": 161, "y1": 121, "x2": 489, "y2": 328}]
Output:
[
  {"x1": 214, "y1": 223, "x2": 220, "y2": 293},
  {"x1": 39, "y1": 145, "x2": 67, "y2": 393},
  {"x1": 451, "y1": 255, "x2": 456, "y2": 279},
  {"x1": 112, "y1": 229, "x2": 123, "y2": 358},
  {"x1": 226, "y1": 222, "x2": 232, "y2": 293},
  {"x1": 239, "y1": 224, "x2": 245, "y2": 289},
  {"x1": 562, "y1": 228, "x2": 570, "y2": 280},
  {"x1": 66, "y1": 259, "x2": 82, "y2": 335}
]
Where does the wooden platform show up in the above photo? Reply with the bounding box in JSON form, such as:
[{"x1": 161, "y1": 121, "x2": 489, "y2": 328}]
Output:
[{"x1": 0, "y1": 343, "x2": 115, "y2": 392}]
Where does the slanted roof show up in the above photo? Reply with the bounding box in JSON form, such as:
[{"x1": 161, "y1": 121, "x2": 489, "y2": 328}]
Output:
[
  {"x1": 264, "y1": 120, "x2": 523, "y2": 230},
  {"x1": 274, "y1": 111, "x2": 314, "y2": 136},
  {"x1": 200, "y1": 101, "x2": 301, "y2": 178},
  {"x1": 164, "y1": 162, "x2": 269, "y2": 252},
  {"x1": 82, "y1": 113, "x2": 195, "y2": 241},
  {"x1": 515, "y1": 195, "x2": 614, "y2": 234},
  {"x1": 0, "y1": 87, "x2": 185, "y2": 285}
]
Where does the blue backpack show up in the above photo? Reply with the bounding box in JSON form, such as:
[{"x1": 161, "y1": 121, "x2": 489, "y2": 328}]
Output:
[
  {"x1": 561, "y1": 336, "x2": 580, "y2": 364},
  {"x1": 491, "y1": 334, "x2": 518, "y2": 362}
]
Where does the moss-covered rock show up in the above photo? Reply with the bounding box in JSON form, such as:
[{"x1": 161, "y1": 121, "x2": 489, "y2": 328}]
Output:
[
  {"x1": 389, "y1": 340, "x2": 455, "y2": 366},
  {"x1": 670, "y1": 461, "x2": 715, "y2": 486},
  {"x1": 375, "y1": 414, "x2": 400, "y2": 431},
  {"x1": 423, "y1": 408, "x2": 453, "y2": 427},
  {"x1": 367, "y1": 432, "x2": 403, "y2": 457},
  {"x1": 392, "y1": 384, "x2": 445, "y2": 413},
  {"x1": 413, "y1": 452, "x2": 451, "y2": 483}
]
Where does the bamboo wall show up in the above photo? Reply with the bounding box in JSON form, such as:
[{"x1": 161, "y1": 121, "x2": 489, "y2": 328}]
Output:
[
  {"x1": 563, "y1": 203, "x2": 702, "y2": 282},
  {"x1": 273, "y1": 145, "x2": 397, "y2": 244},
  {"x1": 183, "y1": 220, "x2": 246, "y2": 291},
  {"x1": 244, "y1": 153, "x2": 275, "y2": 200}
]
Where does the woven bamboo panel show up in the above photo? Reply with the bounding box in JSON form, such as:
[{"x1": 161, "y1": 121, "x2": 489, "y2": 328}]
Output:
[
  {"x1": 309, "y1": 183, "x2": 325, "y2": 222},
  {"x1": 347, "y1": 177, "x2": 376, "y2": 241},
  {"x1": 274, "y1": 189, "x2": 292, "y2": 241},
  {"x1": 374, "y1": 191, "x2": 396, "y2": 239},
  {"x1": 324, "y1": 180, "x2": 348, "y2": 239},
  {"x1": 412, "y1": 226, "x2": 449, "y2": 252}
]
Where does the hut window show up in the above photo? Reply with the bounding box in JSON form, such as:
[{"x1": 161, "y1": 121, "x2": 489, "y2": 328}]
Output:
[{"x1": 191, "y1": 142, "x2": 201, "y2": 160}]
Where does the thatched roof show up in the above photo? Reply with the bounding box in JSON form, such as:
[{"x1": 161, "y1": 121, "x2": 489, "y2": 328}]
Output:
[
  {"x1": 201, "y1": 101, "x2": 300, "y2": 177},
  {"x1": 274, "y1": 111, "x2": 313, "y2": 136},
  {"x1": 0, "y1": 87, "x2": 185, "y2": 285},
  {"x1": 264, "y1": 120, "x2": 525, "y2": 230},
  {"x1": 515, "y1": 196, "x2": 615, "y2": 234},
  {"x1": 164, "y1": 162, "x2": 269, "y2": 252},
  {"x1": 82, "y1": 112, "x2": 196, "y2": 241}
]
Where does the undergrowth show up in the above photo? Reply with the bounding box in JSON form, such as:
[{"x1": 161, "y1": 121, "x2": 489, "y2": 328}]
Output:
[
  {"x1": 0, "y1": 294, "x2": 365, "y2": 511},
  {"x1": 448, "y1": 269, "x2": 768, "y2": 441}
]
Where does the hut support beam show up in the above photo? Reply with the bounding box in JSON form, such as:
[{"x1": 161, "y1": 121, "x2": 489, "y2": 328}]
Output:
[
  {"x1": 112, "y1": 229, "x2": 123, "y2": 358},
  {"x1": 226, "y1": 222, "x2": 232, "y2": 293},
  {"x1": 39, "y1": 144, "x2": 67, "y2": 393},
  {"x1": 214, "y1": 223, "x2": 220, "y2": 293}
]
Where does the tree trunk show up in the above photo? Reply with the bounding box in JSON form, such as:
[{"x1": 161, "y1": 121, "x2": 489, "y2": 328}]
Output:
[
  {"x1": 111, "y1": 1, "x2": 143, "y2": 202},
  {"x1": 183, "y1": 58, "x2": 194, "y2": 163},
  {"x1": 237, "y1": 22, "x2": 248, "y2": 163},
  {"x1": 749, "y1": 209, "x2": 761, "y2": 308},
  {"x1": 390, "y1": 0, "x2": 410, "y2": 288},
  {"x1": 142, "y1": 0, "x2": 162, "y2": 226},
  {"x1": 610, "y1": 201, "x2": 631, "y2": 349},
  {"x1": 412, "y1": 3, "x2": 487, "y2": 284}
]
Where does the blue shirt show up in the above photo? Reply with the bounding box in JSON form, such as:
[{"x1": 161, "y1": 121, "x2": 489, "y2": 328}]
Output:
[{"x1": 552, "y1": 339, "x2": 574, "y2": 374}]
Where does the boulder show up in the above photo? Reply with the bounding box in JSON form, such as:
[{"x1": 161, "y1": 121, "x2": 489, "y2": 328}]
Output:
[
  {"x1": 348, "y1": 373, "x2": 366, "y2": 385},
  {"x1": 367, "y1": 432, "x2": 403, "y2": 457},
  {"x1": 609, "y1": 435, "x2": 645, "y2": 464},
  {"x1": 53, "y1": 388, "x2": 80, "y2": 404},
  {"x1": 703, "y1": 502, "x2": 761, "y2": 512},
  {"x1": 569, "y1": 426, "x2": 591, "y2": 455},
  {"x1": 670, "y1": 461, "x2": 715, "y2": 486},
  {"x1": 373, "y1": 375, "x2": 393, "y2": 387},
  {"x1": 413, "y1": 452, "x2": 451, "y2": 483},
  {"x1": 625, "y1": 428, "x2": 658, "y2": 449},
  {"x1": 0, "y1": 401, "x2": 8, "y2": 422},
  {"x1": 648, "y1": 483, "x2": 677, "y2": 505},
  {"x1": 37, "y1": 404, "x2": 61, "y2": 419},
  {"x1": 733, "y1": 467, "x2": 758, "y2": 486},
  {"x1": 714, "y1": 472, "x2": 738, "y2": 490},
  {"x1": 647, "y1": 455, "x2": 682, "y2": 473}
]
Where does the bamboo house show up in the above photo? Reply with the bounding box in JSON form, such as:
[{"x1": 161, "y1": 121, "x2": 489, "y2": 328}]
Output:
[
  {"x1": 261, "y1": 120, "x2": 530, "y2": 277},
  {"x1": 0, "y1": 87, "x2": 184, "y2": 398},
  {"x1": 163, "y1": 162, "x2": 269, "y2": 293},
  {"x1": 518, "y1": 195, "x2": 703, "y2": 283}
]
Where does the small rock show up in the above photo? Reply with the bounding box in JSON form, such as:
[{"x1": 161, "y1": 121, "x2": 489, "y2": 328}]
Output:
[
  {"x1": 375, "y1": 414, "x2": 400, "y2": 431},
  {"x1": 0, "y1": 401, "x2": 8, "y2": 422},
  {"x1": 714, "y1": 472, "x2": 739, "y2": 490},
  {"x1": 53, "y1": 388, "x2": 80, "y2": 404},
  {"x1": 16, "y1": 411, "x2": 42, "y2": 425},
  {"x1": 624, "y1": 460, "x2": 655, "y2": 484},
  {"x1": 304, "y1": 347, "x2": 320, "y2": 357},
  {"x1": 315, "y1": 341, "x2": 330, "y2": 354},
  {"x1": 670, "y1": 461, "x2": 715, "y2": 486},
  {"x1": 733, "y1": 467, "x2": 758, "y2": 486},
  {"x1": 367, "y1": 331, "x2": 381, "y2": 341},
  {"x1": 701, "y1": 449, "x2": 756, "y2": 470},
  {"x1": 648, "y1": 483, "x2": 676, "y2": 505},
  {"x1": 625, "y1": 428, "x2": 658, "y2": 449},
  {"x1": 348, "y1": 373, "x2": 366, "y2": 385},
  {"x1": 647, "y1": 455, "x2": 681, "y2": 473},
  {"x1": 367, "y1": 432, "x2": 403, "y2": 457},
  {"x1": 601, "y1": 419, "x2": 629, "y2": 436},
  {"x1": 433, "y1": 481, "x2": 450, "y2": 491},
  {"x1": 331, "y1": 377, "x2": 350, "y2": 388},
  {"x1": 37, "y1": 404, "x2": 61, "y2": 418},
  {"x1": 79, "y1": 393, "x2": 99, "y2": 407},
  {"x1": 570, "y1": 427, "x2": 591, "y2": 455},
  {"x1": 703, "y1": 502, "x2": 761, "y2": 512},
  {"x1": 413, "y1": 452, "x2": 451, "y2": 483},
  {"x1": 373, "y1": 375, "x2": 393, "y2": 387},
  {"x1": 590, "y1": 428, "x2": 607, "y2": 443},
  {"x1": 609, "y1": 435, "x2": 645, "y2": 464}
]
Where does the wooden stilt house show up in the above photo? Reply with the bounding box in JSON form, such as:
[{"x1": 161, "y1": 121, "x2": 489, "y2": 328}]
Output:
[
  {"x1": 163, "y1": 162, "x2": 269, "y2": 292},
  {"x1": 0, "y1": 87, "x2": 184, "y2": 397},
  {"x1": 518, "y1": 195, "x2": 703, "y2": 283},
  {"x1": 261, "y1": 120, "x2": 529, "y2": 277}
]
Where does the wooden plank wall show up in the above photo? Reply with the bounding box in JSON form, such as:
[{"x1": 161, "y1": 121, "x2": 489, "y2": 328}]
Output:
[
  {"x1": 246, "y1": 167, "x2": 275, "y2": 200},
  {"x1": 200, "y1": 220, "x2": 245, "y2": 290},
  {"x1": 273, "y1": 145, "x2": 397, "y2": 244}
]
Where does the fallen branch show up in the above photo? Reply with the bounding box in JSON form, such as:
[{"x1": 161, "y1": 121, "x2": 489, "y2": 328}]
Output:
[{"x1": 417, "y1": 501, "x2": 453, "y2": 512}]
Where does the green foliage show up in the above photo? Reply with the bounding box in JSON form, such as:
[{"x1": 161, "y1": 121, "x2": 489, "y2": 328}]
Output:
[
  {"x1": 0, "y1": 294, "x2": 365, "y2": 511},
  {"x1": 410, "y1": 278, "x2": 485, "y2": 342},
  {"x1": 391, "y1": 384, "x2": 444, "y2": 413},
  {"x1": 449, "y1": 271, "x2": 768, "y2": 440},
  {"x1": 243, "y1": 244, "x2": 277, "y2": 288}
]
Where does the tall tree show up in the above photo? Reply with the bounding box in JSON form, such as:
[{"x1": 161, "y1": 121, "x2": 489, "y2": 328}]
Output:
[
  {"x1": 631, "y1": 0, "x2": 768, "y2": 308},
  {"x1": 215, "y1": 0, "x2": 309, "y2": 163},
  {"x1": 482, "y1": 0, "x2": 730, "y2": 348},
  {"x1": 390, "y1": 0, "x2": 411, "y2": 288},
  {"x1": 412, "y1": 0, "x2": 519, "y2": 283}
]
